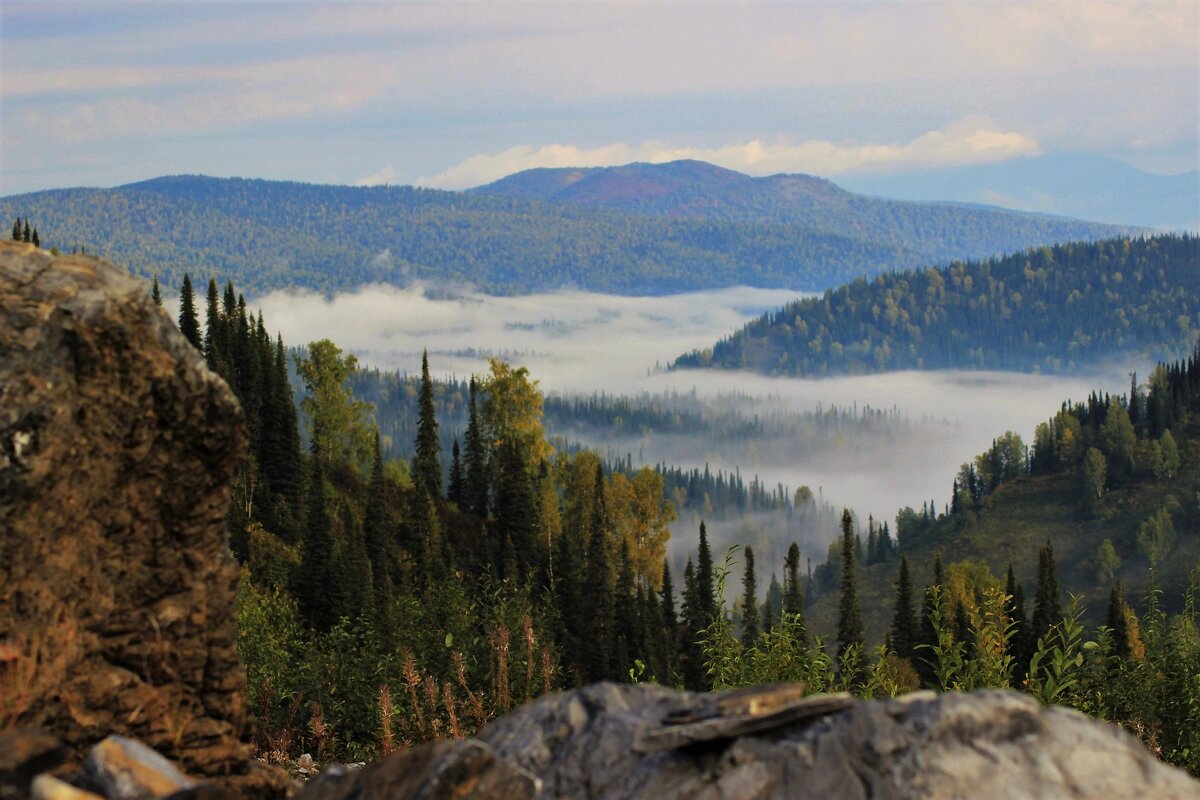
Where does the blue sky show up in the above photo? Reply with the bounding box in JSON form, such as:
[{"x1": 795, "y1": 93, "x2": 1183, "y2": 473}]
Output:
[{"x1": 1, "y1": 1, "x2": 1196, "y2": 195}]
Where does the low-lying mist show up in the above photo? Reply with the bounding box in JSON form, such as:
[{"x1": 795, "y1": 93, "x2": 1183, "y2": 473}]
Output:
[{"x1": 253, "y1": 282, "x2": 1139, "y2": 568}]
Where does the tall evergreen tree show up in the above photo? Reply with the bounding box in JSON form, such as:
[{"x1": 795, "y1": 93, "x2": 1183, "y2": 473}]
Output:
[
  {"x1": 762, "y1": 572, "x2": 782, "y2": 633},
  {"x1": 887, "y1": 555, "x2": 917, "y2": 662},
  {"x1": 613, "y1": 539, "x2": 637, "y2": 678},
  {"x1": 177, "y1": 274, "x2": 201, "y2": 349},
  {"x1": 297, "y1": 438, "x2": 335, "y2": 631},
  {"x1": 31, "y1": 229, "x2": 39, "y2": 248},
  {"x1": 203, "y1": 278, "x2": 223, "y2": 374},
  {"x1": 680, "y1": 557, "x2": 707, "y2": 690},
  {"x1": 554, "y1": 520, "x2": 585, "y2": 685},
  {"x1": 464, "y1": 377, "x2": 488, "y2": 517},
  {"x1": 412, "y1": 350, "x2": 442, "y2": 500},
  {"x1": 1031, "y1": 540, "x2": 1062, "y2": 645},
  {"x1": 696, "y1": 521, "x2": 716, "y2": 624},
  {"x1": 22, "y1": 220, "x2": 31, "y2": 243},
  {"x1": 363, "y1": 433, "x2": 393, "y2": 622},
  {"x1": 1106, "y1": 581, "x2": 1131, "y2": 660},
  {"x1": 1004, "y1": 563, "x2": 1030, "y2": 683},
  {"x1": 151, "y1": 275, "x2": 162, "y2": 306},
  {"x1": 782, "y1": 541, "x2": 806, "y2": 642},
  {"x1": 582, "y1": 465, "x2": 615, "y2": 682},
  {"x1": 836, "y1": 509, "x2": 864, "y2": 676},
  {"x1": 740, "y1": 545, "x2": 759, "y2": 645},
  {"x1": 491, "y1": 439, "x2": 536, "y2": 579},
  {"x1": 447, "y1": 439, "x2": 464, "y2": 507},
  {"x1": 916, "y1": 552, "x2": 944, "y2": 688},
  {"x1": 659, "y1": 558, "x2": 679, "y2": 682},
  {"x1": 11, "y1": 218, "x2": 20, "y2": 240}
]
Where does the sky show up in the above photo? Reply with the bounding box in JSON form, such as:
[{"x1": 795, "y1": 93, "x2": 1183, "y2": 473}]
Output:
[{"x1": 1, "y1": 1, "x2": 1196, "y2": 195}]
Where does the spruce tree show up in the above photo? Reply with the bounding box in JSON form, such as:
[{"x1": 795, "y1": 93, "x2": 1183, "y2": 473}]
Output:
[
  {"x1": 31, "y1": 228, "x2": 38, "y2": 248},
  {"x1": 554, "y1": 522, "x2": 585, "y2": 685},
  {"x1": 836, "y1": 509, "x2": 864, "y2": 676},
  {"x1": 22, "y1": 220, "x2": 31, "y2": 243},
  {"x1": 659, "y1": 558, "x2": 679, "y2": 682},
  {"x1": 1031, "y1": 540, "x2": 1062, "y2": 645},
  {"x1": 680, "y1": 557, "x2": 707, "y2": 690},
  {"x1": 783, "y1": 541, "x2": 806, "y2": 640},
  {"x1": 412, "y1": 350, "x2": 442, "y2": 500},
  {"x1": 447, "y1": 439, "x2": 464, "y2": 506},
  {"x1": 491, "y1": 439, "x2": 536, "y2": 579},
  {"x1": 151, "y1": 275, "x2": 162, "y2": 306},
  {"x1": 297, "y1": 440, "x2": 335, "y2": 631},
  {"x1": 887, "y1": 555, "x2": 917, "y2": 662},
  {"x1": 582, "y1": 469, "x2": 615, "y2": 683},
  {"x1": 363, "y1": 433, "x2": 393, "y2": 622},
  {"x1": 740, "y1": 545, "x2": 759, "y2": 645},
  {"x1": 11, "y1": 218, "x2": 20, "y2": 240},
  {"x1": 1005, "y1": 563, "x2": 1030, "y2": 683},
  {"x1": 177, "y1": 274, "x2": 201, "y2": 349},
  {"x1": 696, "y1": 521, "x2": 716, "y2": 624},
  {"x1": 1106, "y1": 581, "x2": 1131, "y2": 659},
  {"x1": 203, "y1": 278, "x2": 223, "y2": 374},
  {"x1": 464, "y1": 378, "x2": 488, "y2": 517}
]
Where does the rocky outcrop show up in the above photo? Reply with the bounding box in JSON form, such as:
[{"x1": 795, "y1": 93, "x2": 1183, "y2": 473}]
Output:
[
  {"x1": 475, "y1": 683, "x2": 1199, "y2": 799},
  {"x1": 0, "y1": 242, "x2": 280, "y2": 794}
]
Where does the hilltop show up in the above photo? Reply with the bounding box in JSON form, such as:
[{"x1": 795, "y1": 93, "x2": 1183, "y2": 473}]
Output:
[
  {"x1": 674, "y1": 234, "x2": 1200, "y2": 376},
  {"x1": 1, "y1": 164, "x2": 1133, "y2": 297}
]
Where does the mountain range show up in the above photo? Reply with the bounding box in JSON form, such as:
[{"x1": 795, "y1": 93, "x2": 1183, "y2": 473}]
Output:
[{"x1": 0, "y1": 161, "x2": 1134, "y2": 297}]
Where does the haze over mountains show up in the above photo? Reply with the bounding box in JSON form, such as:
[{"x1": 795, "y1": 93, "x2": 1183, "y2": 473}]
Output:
[{"x1": 0, "y1": 160, "x2": 1135, "y2": 298}]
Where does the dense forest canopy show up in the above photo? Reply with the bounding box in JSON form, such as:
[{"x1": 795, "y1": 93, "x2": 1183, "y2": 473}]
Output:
[
  {"x1": 0, "y1": 166, "x2": 1133, "y2": 297},
  {"x1": 675, "y1": 235, "x2": 1200, "y2": 376}
]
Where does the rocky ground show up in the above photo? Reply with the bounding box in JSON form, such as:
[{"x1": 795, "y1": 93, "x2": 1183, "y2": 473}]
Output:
[{"x1": 2, "y1": 240, "x2": 1198, "y2": 799}]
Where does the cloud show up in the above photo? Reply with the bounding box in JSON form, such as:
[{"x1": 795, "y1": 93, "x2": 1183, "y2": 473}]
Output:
[
  {"x1": 417, "y1": 119, "x2": 1042, "y2": 188},
  {"x1": 354, "y1": 166, "x2": 399, "y2": 187}
]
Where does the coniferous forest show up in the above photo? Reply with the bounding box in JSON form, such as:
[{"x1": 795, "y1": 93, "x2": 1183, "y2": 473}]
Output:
[
  {"x1": 675, "y1": 235, "x2": 1199, "y2": 375},
  {"x1": 152, "y1": 268, "x2": 1199, "y2": 776}
]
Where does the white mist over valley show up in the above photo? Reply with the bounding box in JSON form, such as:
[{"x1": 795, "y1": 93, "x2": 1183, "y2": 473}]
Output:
[{"x1": 252, "y1": 283, "x2": 1137, "y2": 537}]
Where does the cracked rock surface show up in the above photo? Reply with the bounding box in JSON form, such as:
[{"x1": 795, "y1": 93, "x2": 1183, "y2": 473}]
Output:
[
  {"x1": 0, "y1": 242, "x2": 284, "y2": 797},
  {"x1": 476, "y1": 683, "x2": 1199, "y2": 799}
]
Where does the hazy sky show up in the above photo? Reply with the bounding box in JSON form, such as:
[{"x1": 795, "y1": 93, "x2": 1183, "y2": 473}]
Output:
[{"x1": 2, "y1": 1, "x2": 1196, "y2": 195}]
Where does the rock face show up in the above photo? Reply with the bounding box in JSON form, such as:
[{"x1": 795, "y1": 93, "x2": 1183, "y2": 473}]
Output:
[
  {"x1": 476, "y1": 683, "x2": 1200, "y2": 799},
  {"x1": 0, "y1": 242, "x2": 256, "y2": 785}
]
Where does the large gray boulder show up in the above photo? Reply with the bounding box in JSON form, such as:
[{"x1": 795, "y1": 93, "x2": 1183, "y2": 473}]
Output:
[{"x1": 475, "y1": 682, "x2": 1199, "y2": 799}]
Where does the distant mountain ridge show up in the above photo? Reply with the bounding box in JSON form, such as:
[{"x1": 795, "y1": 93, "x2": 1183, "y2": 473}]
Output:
[{"x1": 1, "y1": 164, "x2": 1135, "y2": 297}]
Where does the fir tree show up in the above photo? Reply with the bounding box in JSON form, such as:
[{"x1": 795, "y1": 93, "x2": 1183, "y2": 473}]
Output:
[
  {"x1": 696, "y1": 521, "x2": 716, "y2": 624},
  {"x1": 836, "y1": 509, "x2": 864, "y2": 676},
  {"x1": 203, "y1": 278, "x2": 223, "y2": 374},
  {"x1": 740, "y1": 545, "x2": 759, "y2": 645},
  {"x1": 1031, "y1": 540, "x2": 1062, "y2": 644},
  {"x1": 151, "y1": 275, "x2": 162, "y2": 306},
  {"x1": 177, "y1": 274, "x2": 201, "y2": 349},
  {"x1": 887, "y1": 555, "x2": 917, "y2": 662},
  {"x1": 680, "y1": 557, "x2": 707, "y2": 690},
  {"x1": 412, "y1": 350, "x2": 442, "y2": 500},
  {"x1": 659, "y1": 558, "x2": 679, "y2": 682},
  {"x1": 447, "y1": 439, "x2": 464, "y2": 506}
]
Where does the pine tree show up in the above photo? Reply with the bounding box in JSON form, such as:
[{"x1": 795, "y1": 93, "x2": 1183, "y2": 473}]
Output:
[
  {"x1": 151, "y1": 276, "x2": 162, "y2": 306},
  {"x1": 464, "y1": 378, "x2": 488, "y2": 518},
  {"x1": 412, "y1": 350, "x2": 442, "y2": 500},
  {"x1": 177, "y1": 274, "x2": 201, "y2": 349},
  {"x1": 836, "y1": 509, "x2": 864, "y2": 676},
  {"x1": 887, "y1": 556, "x2": 917, "y2": 662},
  {"x1": 447, "y1": 440, "x2": 464, "y2": 506},
  {"x1": 1031, "y1": 540, "x2": 1062, "y2": 645},
  {"x1": 740, "y1": 545, "x2": 759, "y2": 645}
]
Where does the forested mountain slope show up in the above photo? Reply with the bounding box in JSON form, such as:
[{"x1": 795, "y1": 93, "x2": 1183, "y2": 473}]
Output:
[
  {"x1": 473, "y1": 159, "x2": 1136, "y2": 263},
  {"x1": 1, "y1": 165, "x2": 1131, "y2": 296},
  {"x1": 675, "y1": 235, "x2": 1200, "y2": 376}
]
